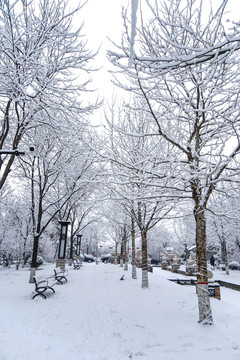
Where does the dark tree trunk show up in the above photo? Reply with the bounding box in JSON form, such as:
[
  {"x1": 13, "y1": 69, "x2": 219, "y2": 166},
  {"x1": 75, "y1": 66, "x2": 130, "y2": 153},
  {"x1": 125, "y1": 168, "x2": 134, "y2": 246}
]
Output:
[
  {"x1": 120, "y1": 240, "x2": 123, "y2": 267},
  {"x1": 131, "y1": 208, "x2": 137, "y2": 279},
  {"x1": 141, "y1": 230, "x2": 148, "y2": 288},
  {"x1": 29, "y1": 234, "x2": 40, "y2": 283},
  {"x1": 221, "y1": 240, "x2": 229, "y2": 275},
  {"x1": 194, "y1": 206, "x2": 213, "y2": 324},
  {"x1": 69, "y1": 227, "x2": 74, "y2": 266},
  {"x1": 114, "y1": 242, "x2": 118, "y2": 264},
  {"x1": 123, "y1": 225, "x2": 128, "y2": 271}
]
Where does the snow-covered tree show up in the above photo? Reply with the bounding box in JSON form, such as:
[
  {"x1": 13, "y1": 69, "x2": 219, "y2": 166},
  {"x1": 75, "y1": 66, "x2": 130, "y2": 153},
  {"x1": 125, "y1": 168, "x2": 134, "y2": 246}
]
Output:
[
  {"x1": 102, "y1": 101, "x2": 176, "y2": 288},
  {"x1": 0, "y1": 191, "x2": 32, "y2": 266},
  {"x1": 207, "y1": 181, "x2": 240, "y2": 273},
  {"x1": 0, "y1": 0, "x2": 97, "y2": 190},
  {"x1": 99, "y1": 199, "x2": 129, "y2": 266},
  {"x1": 108, "y1": 0, "x2": 240, "y2": 324},
  {"x1": 15, "y1": 122, "x2": 101, "y2": 282}
]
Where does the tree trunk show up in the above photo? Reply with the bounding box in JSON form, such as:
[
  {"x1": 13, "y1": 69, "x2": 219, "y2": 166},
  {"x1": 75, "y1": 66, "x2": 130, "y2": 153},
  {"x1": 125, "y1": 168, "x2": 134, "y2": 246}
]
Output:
[
  {"x1": 221, "y1": 240, "x2": 229, "y2": 275},
  {"x1": 141, "y1": 230, "x2": 149, "y2": 288},
  {"x1": 114, "y1": 242, "x2": 118, "y2": 264},
  {"x1": 21, "y1": 235, "x2": 28, "y2": 268},
  {"x1": 131, "y1": 209, "x2": 137, "y2": 279},
  {"x1": 124, "y1": 256, "x2": 128, "y2": 271},
  {"x1": 194, "y1": 207, "x2": 213, "y2": 324},
  {"x1": 69, "y1": 230, "x2": 74, "y2": 266},
  {"x1": 120, "y1": 241, "x2": 123, "y2": 267},
  {"x1": 0, "y1": 153, "x2": 16, "y2": 190},
  {"x1": 123, "y1": 225, "x2": 128, "y2": 271},
  {"x1": 29, "y1": 234, "x2": 40, "y2": 283},
  {"x1": 236, "y1": 237, "x2": 240, "y2": 252}
]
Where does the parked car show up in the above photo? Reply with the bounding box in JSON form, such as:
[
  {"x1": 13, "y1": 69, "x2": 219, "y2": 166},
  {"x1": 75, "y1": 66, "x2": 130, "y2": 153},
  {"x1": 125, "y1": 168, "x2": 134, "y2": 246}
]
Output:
[
  {"x1": 83, "y1": 255, "x2": 95, "y2": 263},
  {"x1": 101, "y1": 256, "x2": 111, "y2": 263},
  {"x1": 150, "y1": 258, "x2": 161, "y2": 265}
]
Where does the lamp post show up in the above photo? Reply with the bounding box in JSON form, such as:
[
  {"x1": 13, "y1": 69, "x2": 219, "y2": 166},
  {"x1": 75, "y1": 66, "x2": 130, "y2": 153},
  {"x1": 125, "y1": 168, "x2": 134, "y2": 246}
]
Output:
[
  {"x1": 76, "y1": 234, "x2": 83, "y2": 267},
  {"x1": 76, "y1": 234, "x2": 82, "y2": 258},
  {"x1": 56, "y1": 220, "x2": 70, "y2": 270}
]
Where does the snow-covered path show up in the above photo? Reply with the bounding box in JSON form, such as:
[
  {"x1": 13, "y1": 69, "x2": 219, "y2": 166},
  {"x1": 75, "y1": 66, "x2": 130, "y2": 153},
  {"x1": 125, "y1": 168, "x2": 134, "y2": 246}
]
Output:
[{"x1": 0, "y1": 263, "x2": 240, "y2": 360}]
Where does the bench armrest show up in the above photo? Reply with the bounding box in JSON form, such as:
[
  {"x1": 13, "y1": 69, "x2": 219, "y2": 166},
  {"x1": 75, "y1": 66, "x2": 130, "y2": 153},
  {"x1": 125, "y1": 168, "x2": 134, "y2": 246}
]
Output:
[{"x1": 36, "y1": 280, "x2": 49, "y2": 286}]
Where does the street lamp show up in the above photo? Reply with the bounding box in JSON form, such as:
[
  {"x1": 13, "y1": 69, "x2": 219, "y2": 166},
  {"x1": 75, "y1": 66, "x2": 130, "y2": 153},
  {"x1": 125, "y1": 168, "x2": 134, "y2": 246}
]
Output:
[
  {"x1": 0, "y1": 147, "x2": 34, "y2": 156},
  {"x1": 56, "y1": 220, "x2": 70, "y2": 270},
  {"x1": 76, "y1": 234, "x2": 82, "y2": 257}
]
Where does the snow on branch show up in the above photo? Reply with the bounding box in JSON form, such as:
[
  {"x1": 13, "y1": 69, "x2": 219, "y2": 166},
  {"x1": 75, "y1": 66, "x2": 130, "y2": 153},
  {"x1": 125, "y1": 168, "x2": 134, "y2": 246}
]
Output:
[
  {"x1": 128, "y1": 0, "x2": 138, "y2": 68},
  {"x1": 135, "y1": 37, "x2": 240, "y2": 69},
  {"x1": 111, "y1": 35, "x2": 240, "y2": 75}
]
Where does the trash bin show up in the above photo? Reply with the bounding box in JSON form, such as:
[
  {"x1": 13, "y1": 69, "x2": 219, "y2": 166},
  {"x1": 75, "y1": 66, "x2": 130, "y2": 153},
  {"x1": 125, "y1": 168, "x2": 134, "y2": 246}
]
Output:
[{"x1": 208, "y1": 283, "x2": 221, "y2": 300}]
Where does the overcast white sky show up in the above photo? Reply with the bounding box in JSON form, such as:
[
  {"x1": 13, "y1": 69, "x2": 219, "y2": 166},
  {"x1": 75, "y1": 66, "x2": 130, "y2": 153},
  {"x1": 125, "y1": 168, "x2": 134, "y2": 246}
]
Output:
[
  {"x1": 82, "y1": 0, "x2": 128, "y2": 48},
  {"x1": 79, "y1": 0, "x2": 129, "y2": 103}
]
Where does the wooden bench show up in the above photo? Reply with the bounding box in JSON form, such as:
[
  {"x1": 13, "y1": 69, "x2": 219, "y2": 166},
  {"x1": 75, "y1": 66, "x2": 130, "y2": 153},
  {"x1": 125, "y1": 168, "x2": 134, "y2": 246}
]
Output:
[
  {"x1": 32, "y1": 276, "x2": 55, "y2": 299},
  {"x1": 178, "y1": 278, "x2": 197, "y2": 285},
  {"x1": 169, "y1": 278, "x2": 221, "y2": 300},
  {"x1": 73, "y1": 260, "x2": 81, "y2": 270},
  {"x1": 54, "y1": 269, "x2": 68, "y2": 284},
  {"x1": 186, "y1": 266, "x2": 196, "y2": 276},
  {"x1": 169, "y1": 278, "x2": 197, "y2": 285},
  {"x1": 172, "y1": 263, "x2": 180, "y2": 272}
]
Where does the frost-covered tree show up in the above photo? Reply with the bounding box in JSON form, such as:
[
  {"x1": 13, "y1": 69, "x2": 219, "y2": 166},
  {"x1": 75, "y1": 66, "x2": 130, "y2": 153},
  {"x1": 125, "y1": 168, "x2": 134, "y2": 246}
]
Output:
[
  {"x1": 170, "y1": 208, "x2": 196, "y2": 259},
  {"x1": 99, "y1": 199, "x2": 129, "y2": 266},
  {"x1": 0, "y1": 189, "x2": 33, "y2": 267},
  {"x1": 148, "y1": 222, "x2": 184, "y2": 261},
  {"x1": 207, "y1": 181, "x2": 240, "y2": 273},
  {"x1": 17, "y1": 123, "x2": 101, "y2": 282},
  {"x1": 103, "y1": 101, "x2": 176, "y2": 288},
  {"x1": 108, "y1": 0, "x2": 240, "y2": 324},
  {"x1": 0, "y1": 0, "x2": 97, "y2": 190},
  {"x1": 65, "y1": 192, "x2": 102, "y2": 265}
]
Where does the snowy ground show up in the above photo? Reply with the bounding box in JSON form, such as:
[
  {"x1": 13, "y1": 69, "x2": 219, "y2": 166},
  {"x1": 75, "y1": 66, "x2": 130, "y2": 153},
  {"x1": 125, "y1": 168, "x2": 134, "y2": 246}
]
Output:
[{"x1": 0, "y1": 262, "x2": 240, "y2": 360}]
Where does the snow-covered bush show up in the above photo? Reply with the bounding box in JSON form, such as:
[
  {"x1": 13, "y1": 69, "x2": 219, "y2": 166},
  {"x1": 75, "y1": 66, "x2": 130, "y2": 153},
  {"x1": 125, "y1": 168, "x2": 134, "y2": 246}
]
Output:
[{"x1": 228, "y1": 261, "x2": 240, "y2": 271}]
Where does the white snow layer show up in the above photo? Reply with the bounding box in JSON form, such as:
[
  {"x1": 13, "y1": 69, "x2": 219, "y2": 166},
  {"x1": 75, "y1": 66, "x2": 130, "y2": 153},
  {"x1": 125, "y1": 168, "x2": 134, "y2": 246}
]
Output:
[
  {"x1": 0, "y1": 263, "x2": 240, "y2": 360},
  {"x1": 128, "y1": 0, "x2": 138, "y2": 68}
]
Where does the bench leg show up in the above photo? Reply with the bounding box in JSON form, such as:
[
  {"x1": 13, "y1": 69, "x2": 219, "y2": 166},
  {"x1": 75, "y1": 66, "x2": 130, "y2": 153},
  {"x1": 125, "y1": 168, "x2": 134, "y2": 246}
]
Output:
[
  {"x1": 32, "y1": 293, "x2": 47, "y2": 299},
  {"x1": 32, "y1": 286, "x2": 54, "y2": 299},
  {"x1": 56, "y1": 279, "x2": 64, "y2": 284},
  {"x1": 56, "y1": 277, "x2": 67, "y2": 284}
]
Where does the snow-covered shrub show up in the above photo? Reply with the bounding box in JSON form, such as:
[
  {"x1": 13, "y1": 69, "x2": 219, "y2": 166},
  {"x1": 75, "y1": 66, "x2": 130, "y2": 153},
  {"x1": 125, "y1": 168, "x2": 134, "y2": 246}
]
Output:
[{"x1": 228, "y1": 261, "x2": 240, "y2": 270}]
